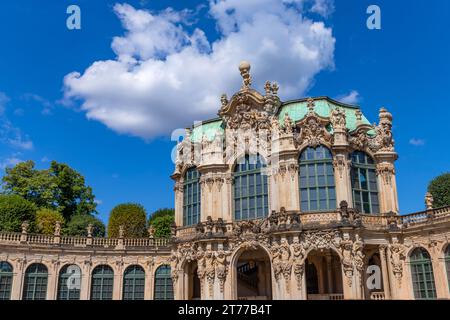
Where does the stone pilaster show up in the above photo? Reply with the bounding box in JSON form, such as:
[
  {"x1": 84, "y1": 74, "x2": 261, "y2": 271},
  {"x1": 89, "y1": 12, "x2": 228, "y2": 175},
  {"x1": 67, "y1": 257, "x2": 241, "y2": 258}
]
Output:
[
  {"x1": 378, "y1": 245, "x2": 391, "y2": 299},
  {"x1": 375, "y1": 152, "x2": 399, "y2": 214}
]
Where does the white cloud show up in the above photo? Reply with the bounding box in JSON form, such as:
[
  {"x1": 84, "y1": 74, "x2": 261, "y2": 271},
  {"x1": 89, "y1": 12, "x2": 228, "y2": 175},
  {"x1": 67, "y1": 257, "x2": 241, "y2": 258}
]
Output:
[
  {"x1": 310, "y1": 0, "x2": 335, "y2": 17},
  {"x1": 409, "y1": 138, "x2": 425, "y2": 146},
  {"x1": 63, "y1": 1, "x2": 336, "y2": 139},
  {"x1": 0, "y1": 92, "x2": 34, "y2": 150},
  {"x1": 0, "y1": 156, "x2": 23, "y2": 169},
  {"x1": 335, "y1": 90, "x2": 360, "y2": 105}
]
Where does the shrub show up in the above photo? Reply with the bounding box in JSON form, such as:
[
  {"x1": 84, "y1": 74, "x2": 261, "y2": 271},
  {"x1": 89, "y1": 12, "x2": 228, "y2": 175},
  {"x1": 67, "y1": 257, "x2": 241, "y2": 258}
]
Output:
[
  {"x1": 107, "y1": 203, "x2": 147, "y2": 238},
  {"x1": 149, "y1": 214, "x2": 174, "y2": 238},
  {"x1": 35, "y1": 208, "x2": 64, "y2": 235},
  {"x1": 428, "y1": 173, "x2": 450, "y2": 208},
  {"x1": 65, "y1": 214, "x2": 105, "y2": 237},
  {"x1": 0, "y1": 194, "x2": 37, "y2": 232}
]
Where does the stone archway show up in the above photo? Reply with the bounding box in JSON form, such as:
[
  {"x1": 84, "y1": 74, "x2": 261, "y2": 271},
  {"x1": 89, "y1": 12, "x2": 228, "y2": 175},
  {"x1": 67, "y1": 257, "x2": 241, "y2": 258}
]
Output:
[
  {"x1": 305, "y1": 249, "x2": 343, "y2": 300},
  {"x1": 233, "y1": 247, "x2": 272, "y2": 300},
  {"x1": 184, "y1": 260, "x2": 201, "y2": 300}
]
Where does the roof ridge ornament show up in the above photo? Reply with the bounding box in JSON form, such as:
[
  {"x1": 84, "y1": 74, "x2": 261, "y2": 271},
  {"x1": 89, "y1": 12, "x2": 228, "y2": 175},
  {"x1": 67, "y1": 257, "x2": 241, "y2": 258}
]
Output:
[{"x1": 239, "y1": 60, "x2": 252, "y2": 90}]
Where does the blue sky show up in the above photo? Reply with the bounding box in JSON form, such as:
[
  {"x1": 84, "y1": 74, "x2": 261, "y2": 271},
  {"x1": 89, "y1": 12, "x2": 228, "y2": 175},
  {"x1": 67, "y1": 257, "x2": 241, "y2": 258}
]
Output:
[{"x1": 0, "y1": 0, "x2": 448, "y2": 223}]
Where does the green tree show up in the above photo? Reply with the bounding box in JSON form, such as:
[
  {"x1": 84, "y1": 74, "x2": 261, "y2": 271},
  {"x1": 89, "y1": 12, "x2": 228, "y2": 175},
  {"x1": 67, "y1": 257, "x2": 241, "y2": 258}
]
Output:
[
  {"x1": 148, "y1": 208, "x2": 174, "y2": 238},
  {"x1": 35, "y1": 208, "x2": 64, "y2": 235},
  {"x1": 148, "y1": 208, "x2": 174, "y2": 224},
  {"x1": 108, "y1": 203, "x2": 148, "y2": 238},
  {"x1": 0, "y1": 194, "x2": 37, "y2": 232},
  {"x1": 428, "y1": 173, "x2": 450, "y2": 208},
  {"x1": 1, "y1": 160, "x2": 97, "y2": 220},
  {"x1": 65, "y1": 214, "x2": 105, "y2": 237}
]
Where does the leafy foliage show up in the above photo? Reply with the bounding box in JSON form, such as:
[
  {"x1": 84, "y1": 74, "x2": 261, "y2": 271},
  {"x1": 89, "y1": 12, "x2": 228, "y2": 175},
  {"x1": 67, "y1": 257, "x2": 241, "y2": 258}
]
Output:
[
  {"x1": 1, "y1": 160, "x2": 97, "y2": 220},
  {"x1": 149, "y1": 209, "x2": 174, "y2": 238},
  {"x1": 428, "y1": 173, "x2": 450, "y2": 208},
  {"x1": 108, "y1": 203, "x2": 148, "y2": 238},
  {"x1": 35, "y1": 208, "x2": 64, "y2": 235},
  {"x1": 65, "y1": 214, "x2": 105, "y2": 237},
  {"x1": 0, "y1": 194, "x2": 37, "y2": 232}
]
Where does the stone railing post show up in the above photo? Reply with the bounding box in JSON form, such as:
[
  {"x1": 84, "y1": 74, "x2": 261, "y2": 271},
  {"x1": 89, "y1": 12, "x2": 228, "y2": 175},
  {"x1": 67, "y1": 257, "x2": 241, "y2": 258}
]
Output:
[
  {"x1": 20, "y1": 221, "x2": 29, "y2": 243},
  {"x1": 53, "y1": 221, "x2": 61, "y2": 245},
  {"x1": 86, "y1": 224, "x2": 93, "y2": 246}
]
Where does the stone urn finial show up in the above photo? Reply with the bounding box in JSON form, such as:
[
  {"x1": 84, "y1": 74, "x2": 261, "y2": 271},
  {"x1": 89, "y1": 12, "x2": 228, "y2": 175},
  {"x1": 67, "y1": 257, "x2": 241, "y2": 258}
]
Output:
[
  {"x1": 238, "y1": 60, "x2": 252, "y2": 89},
  {"x1": 119, "y1": 225, "x2": 125, "y2": 238},
  {"x1": 425, "y1": 192, "x2": 434, "y2": 210},
  {"x1": 54, "y1": 221, "x2": 61, "y2": 237},
  {"x1": 87, "y1": 223, "x2": 93, "y2": 237}
]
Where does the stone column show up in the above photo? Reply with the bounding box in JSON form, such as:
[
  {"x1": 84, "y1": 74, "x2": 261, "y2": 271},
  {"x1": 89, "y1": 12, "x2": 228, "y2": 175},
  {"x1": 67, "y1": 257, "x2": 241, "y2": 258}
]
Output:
[
  {"x1": 144, "y1": 261, "x2": 154, "y2": 300},
  {"x1": 332, "y1": 152, "x2": 352, "y2": 207},
  {"x1": 325, "y1": 254, "x2": 333, "y2": 293},
  {"x1": 80, "y1": 261, "x2": 91, "y2": 300},
  {"x1": 113, "y1": 262, "x2": 124, "y2": 300},
  {"x1": 46, "y1": 262, "x2": 59, "y2": 300},
  {"x1": 379, "y1": 245, "x2": 391, "y2": 299},
  {"x1": 10, "y1": 259, "x2": 25, "y2": 300},
  {"x1": 375, "y1": 152, "x2": 399, "y2": 214},
  {"x1": 173, "y1": 180, "x2": 183, "y2": 227}
]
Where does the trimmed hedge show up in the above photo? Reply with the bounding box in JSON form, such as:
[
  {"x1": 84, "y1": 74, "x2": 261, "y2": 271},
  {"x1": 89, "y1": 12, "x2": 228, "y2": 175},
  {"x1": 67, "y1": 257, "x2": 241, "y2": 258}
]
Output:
[{"x1": 108, "y1": 203, "x2": 147, "y2": 238}]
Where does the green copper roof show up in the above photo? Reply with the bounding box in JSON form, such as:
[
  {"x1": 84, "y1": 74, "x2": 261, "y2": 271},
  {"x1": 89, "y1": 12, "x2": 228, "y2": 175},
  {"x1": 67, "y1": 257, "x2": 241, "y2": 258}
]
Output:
[
  {"x1": 278, "y1": 98, "x2": 374, "y2": 133},
  {"x1": 190, "y1": 119, "x2": 224, "y2": 143},
  {"x1": 189, "y1": 97, "x2": 375, "y2": 142}
]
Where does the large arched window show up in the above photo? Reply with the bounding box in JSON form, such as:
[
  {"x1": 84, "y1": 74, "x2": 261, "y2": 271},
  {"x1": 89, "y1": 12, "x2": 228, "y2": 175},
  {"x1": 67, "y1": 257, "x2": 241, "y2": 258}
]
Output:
[
  {"x1": 57, "y1": 264, "x2": 81, "y2": 300},
  {"x1": 23, "y1": 263, "x2": 48, "y2": 300},
  {"x1": 233, "y1": 154, "x2": 268, "y2": 220},
  {"x1": 445, "y1": 246, "x2": 450, "y2": 294},
  {"x1": 350, "y1": 151, "x2": 379, "y2": 214},
  {"x1": 0, "y1": 261, "x2": 13, "y2": 300},
  {"x1": 154, "y1": 265, "x2": 173, "y2": 300},
  {"x1": 123, "y1": 265, "x2": 145, "y2": 300},
  {"x1": 410, "y1": 248, "x2": 437, "y2": 300},
  {"x1": 90, "y1": 265, "x2": 114, "y2": 300},
  {"x1": 299, "y1": 146, "x2": 336, "y2": 211},
  {"x1": 183, "y1": 167, "x2": 201, "y2": 226}
]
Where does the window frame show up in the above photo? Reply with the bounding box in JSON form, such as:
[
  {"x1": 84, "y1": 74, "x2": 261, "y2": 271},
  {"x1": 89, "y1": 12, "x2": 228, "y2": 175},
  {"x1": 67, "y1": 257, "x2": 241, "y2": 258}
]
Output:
[
  {"x1": 154, "y1": 265, "x2": 174, "y2": 300},
  {"x1": 410, "y1": 248, "x2": 437, "y2": 300},
  {"x1": 22, "y1": 263, "x2": 48, "y2": 300},
  {"x1": 0, "y1": 261, "x2": 13, "y2": 300},
  {"x1": 122, "y1": 265, "x2": 145, "y2": 300},
  {"x1": 298, "y1": 146, "x2": 336, "y2": 212},
  {"x1": 232, "y1": 154, "x2": 269, "y2": 221},
  {"x1": 183, "y1": 167, "x2": 201, "y2": 226},
  {"x1": 90, "y1": 265, "x2": 114, "y2": 300},
  {"x1": 350, "y1": 151, "x2": 380, "y2": 214}
]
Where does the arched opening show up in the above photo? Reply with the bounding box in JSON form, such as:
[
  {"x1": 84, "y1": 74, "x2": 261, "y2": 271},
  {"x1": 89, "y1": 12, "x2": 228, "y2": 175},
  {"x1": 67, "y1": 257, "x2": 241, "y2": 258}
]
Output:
[
  {"x1": 57, "y1": 264, "x2": 81, "y2": 300},
  {"x1": 90, "y1": 265, "x2": 114, "y2": 300},
  {"x1": 0, "y1": 261, "x2": 13, "y2": 300},
  {"x1": 154, "y1": 265, "x2": 174, "y2": 300},
  {"x1": 123, "y1": 265, "x2": 145, "y2": 300},
  {"x1": 23, "y1": 263, "x2": 48, "y2": 300},
  {"x1": 235, "y1": 247, "x2": 272, "y2": 300},
  {"x1": 364, "y1": 253, "x2": 384, "y2": 299},
  {"x1": 445, "y1": 245, "x2": 450, "y2": 294},
  {"x1": 410, "y1": 247, "x2": 436, "y2": 300},
  {"x1": 305, "y1": 250, "x2": 343, "y2": 300},
  {"x1": 185, "y1": 260, "x2": 201, "y2": 300}
]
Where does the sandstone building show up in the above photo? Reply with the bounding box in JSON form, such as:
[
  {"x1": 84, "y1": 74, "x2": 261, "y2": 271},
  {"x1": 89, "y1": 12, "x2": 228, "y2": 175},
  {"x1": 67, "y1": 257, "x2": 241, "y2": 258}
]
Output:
[{"x1": 1, "y1": 62, "x2": 449, "y2": 300}]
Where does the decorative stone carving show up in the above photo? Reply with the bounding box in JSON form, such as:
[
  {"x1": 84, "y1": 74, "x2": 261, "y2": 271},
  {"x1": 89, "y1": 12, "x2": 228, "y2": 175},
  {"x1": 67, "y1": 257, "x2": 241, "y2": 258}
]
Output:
[
  {"x1": 330, "y1": 107, "x2": 346, "y2": 131},
  {"x1": 425, "y1": 192, "x2": 434, "y2": 210},
  {"x1": 215, "y1": 250, "x2": 230, "y2": 293},
  {"x1": 389, "y1": 238, "x2": 406, "y2": 284},
  {"x1": 205, "y1": 250, "x2": 216, "y2": 296},
  {"x1": 294, "y1": 100, "x2": 332, "y2": 148},
  {"x1": 291, "y1": 240, "x2": 306, "y2": 290},
  {"x1": 376, "y1": 162, "x2": 395, "y2": 185},
  {"x1": 333, "y1": 154, "x2": 351, "y2": 179}
]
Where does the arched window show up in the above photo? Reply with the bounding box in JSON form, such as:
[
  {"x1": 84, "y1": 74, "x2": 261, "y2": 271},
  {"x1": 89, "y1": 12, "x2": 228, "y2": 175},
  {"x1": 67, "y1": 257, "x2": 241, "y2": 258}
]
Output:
[
  {"x1": 23, "y1": 263, "x2": 48, "y2": 300},
  {"x1": 123, "y1": 265, "x2": 145, "y2": 300},
  {"x1": 154, "y1": 265, "x2": 173, "y2": 300},
  {"x1": 350, "y1": 151, "x2": 379, "y2": 214},
  {"x1": 410, "y1": 248, "x2": 437, "y2": 300},
  {"x1": 183, "y1": 167, "x2": 201, "y2": 226},
  {"x1": 299, "y1": 146, "x2": 336, "y2": 211},
  {"x1": 233, "y1": 154, "x2": 268, "y2": 220},
  {"x1": 0, "y1": 262, "x2": 13, "y2": 300},
  {"x1": 90, "y1": 265, "x2": 114, "y2": 300},
  {"x1": 57, "y1": 264, "x2": 81, "y2": 300},
  {"x1": 445, "y1": 246, "x2": 450, "y2": 294}
]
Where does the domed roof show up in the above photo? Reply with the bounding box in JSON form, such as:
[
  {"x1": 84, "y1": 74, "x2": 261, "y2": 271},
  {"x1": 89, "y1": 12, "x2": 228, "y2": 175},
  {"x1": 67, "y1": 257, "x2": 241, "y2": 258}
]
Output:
[{"x1": 188, "y1": 96, "x2": 375, "y2": 143}]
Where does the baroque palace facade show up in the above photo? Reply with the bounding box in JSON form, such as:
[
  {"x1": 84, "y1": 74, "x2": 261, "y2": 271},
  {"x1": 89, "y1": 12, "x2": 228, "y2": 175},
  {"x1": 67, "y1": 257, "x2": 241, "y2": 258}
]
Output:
[{"x1": 1, "y1": 62, "x2": 450, "y2": 300}]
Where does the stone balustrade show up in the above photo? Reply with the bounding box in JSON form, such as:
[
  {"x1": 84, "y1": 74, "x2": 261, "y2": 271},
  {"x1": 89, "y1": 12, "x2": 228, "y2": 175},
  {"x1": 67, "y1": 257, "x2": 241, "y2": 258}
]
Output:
[{"x1": 0, "y1": 231, "x2": 169, "y2": 250}]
